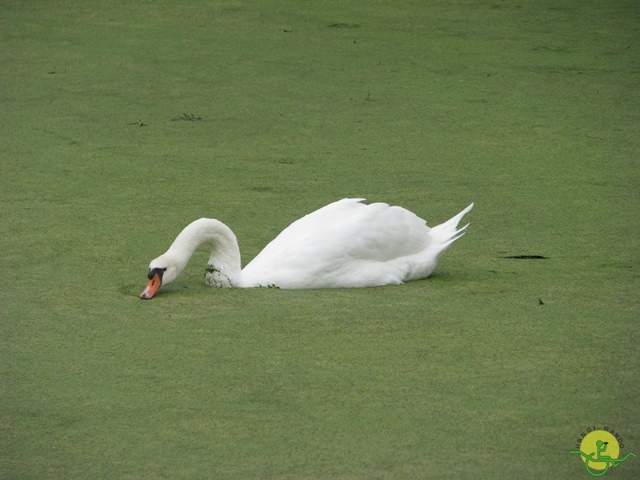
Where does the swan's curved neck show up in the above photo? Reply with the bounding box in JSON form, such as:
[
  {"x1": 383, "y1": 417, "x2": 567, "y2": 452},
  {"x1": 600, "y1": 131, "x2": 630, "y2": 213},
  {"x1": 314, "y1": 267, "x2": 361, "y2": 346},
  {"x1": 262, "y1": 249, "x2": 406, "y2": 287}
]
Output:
[{"x1": 168, "y1": 218, "x2": 244, "y2": 287}]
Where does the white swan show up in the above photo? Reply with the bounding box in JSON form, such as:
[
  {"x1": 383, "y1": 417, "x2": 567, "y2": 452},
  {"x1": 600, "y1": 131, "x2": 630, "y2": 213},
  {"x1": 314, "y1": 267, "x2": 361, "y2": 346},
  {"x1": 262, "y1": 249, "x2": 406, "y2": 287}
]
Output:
[{"x1": 140, "y1": 198, "x2": 473, "y2": 299}]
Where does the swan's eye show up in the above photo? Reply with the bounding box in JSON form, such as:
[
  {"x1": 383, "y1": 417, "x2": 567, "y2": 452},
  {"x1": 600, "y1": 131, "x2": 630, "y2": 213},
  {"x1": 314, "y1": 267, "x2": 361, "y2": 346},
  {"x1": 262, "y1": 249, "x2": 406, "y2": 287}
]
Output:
[{"x1": 147, "y1": 267, "x2": 167, "y2": 280}]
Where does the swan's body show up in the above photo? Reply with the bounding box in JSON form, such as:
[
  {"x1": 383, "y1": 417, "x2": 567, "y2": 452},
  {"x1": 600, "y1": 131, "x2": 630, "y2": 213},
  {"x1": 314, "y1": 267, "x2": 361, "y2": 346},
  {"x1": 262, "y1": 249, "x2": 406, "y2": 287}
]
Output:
[{"x1": 140, "y1": 198, "x2": 473, "y2": 298}]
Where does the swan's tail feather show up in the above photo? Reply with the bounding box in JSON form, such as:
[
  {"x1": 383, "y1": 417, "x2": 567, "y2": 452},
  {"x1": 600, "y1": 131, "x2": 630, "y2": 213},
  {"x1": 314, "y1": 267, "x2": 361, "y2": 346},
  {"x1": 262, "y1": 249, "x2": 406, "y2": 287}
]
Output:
[{"x1": 429, "y1": 203, "x2": 474, "y2": 251}]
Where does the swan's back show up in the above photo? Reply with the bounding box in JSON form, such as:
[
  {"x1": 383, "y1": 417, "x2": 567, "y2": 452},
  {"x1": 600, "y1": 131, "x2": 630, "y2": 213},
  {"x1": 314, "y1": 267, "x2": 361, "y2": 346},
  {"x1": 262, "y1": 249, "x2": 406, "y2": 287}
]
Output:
[{"x1": 242, "y1": 199, "x2": 472, "y2": 289}]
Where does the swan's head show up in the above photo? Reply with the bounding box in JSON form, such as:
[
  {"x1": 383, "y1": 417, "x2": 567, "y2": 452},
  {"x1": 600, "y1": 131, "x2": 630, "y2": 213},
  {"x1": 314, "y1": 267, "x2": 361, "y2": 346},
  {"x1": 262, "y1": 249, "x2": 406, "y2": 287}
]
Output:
[{"x1": 139, "y1": 255, "x2": 181, "y2": 299}]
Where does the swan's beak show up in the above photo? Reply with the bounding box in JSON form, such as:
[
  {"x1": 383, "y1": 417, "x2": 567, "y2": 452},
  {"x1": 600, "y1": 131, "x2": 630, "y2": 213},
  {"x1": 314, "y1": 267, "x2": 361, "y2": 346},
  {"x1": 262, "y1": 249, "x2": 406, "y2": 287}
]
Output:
[{"x1": 139, "y1": 268, "x2": 163, "y2": 299}]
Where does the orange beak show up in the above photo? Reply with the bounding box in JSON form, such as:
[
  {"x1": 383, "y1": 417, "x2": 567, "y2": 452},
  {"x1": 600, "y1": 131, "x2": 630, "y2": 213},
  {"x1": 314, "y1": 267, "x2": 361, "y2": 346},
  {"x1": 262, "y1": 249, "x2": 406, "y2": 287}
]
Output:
[{"x1": 140, "y1": 270, "x2": 163, "y2": 299}]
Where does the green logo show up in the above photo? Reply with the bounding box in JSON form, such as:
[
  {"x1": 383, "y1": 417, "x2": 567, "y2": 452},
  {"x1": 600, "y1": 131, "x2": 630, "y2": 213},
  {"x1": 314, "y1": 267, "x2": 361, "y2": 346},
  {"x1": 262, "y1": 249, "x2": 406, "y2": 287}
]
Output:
[{"x1": 570, "y1": 427, "x2": 636, "y2": 476}]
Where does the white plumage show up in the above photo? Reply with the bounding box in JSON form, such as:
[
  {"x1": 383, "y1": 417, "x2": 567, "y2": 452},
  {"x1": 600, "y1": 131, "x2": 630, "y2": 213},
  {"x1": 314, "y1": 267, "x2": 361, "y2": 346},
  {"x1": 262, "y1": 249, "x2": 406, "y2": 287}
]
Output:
[{"x1": 140, "y1": 198, "x2": 473, "y2": 298}]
